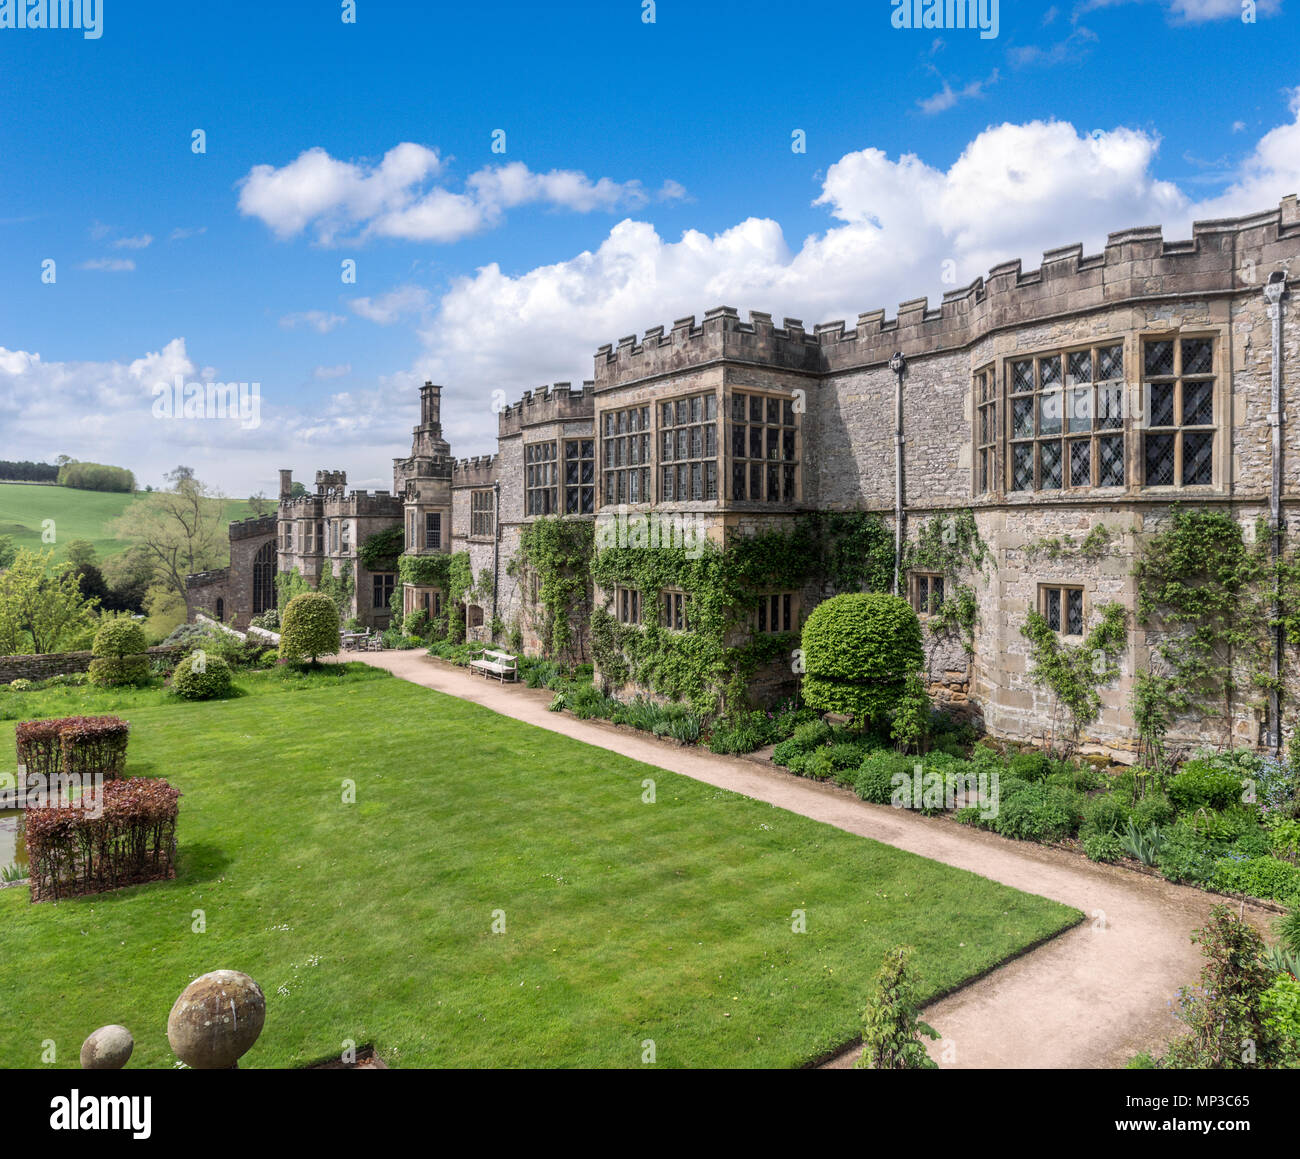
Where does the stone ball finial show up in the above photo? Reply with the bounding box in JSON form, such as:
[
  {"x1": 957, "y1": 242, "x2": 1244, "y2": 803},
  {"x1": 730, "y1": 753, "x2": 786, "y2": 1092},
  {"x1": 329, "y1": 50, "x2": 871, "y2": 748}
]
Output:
[
  {"x1": 80, "y1": 1025, "x2": 133, "y2": 1070},
  {"x1": 167, "y1": 970, "x2": 266, "y2": 1070}
]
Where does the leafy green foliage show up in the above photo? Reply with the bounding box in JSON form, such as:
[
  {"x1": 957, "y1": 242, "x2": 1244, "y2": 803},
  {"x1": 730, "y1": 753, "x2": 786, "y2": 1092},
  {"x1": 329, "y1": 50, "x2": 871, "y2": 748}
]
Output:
[
  {"x1": 171, "y1": 652, "x2": 234, "y2": 700},
  {"x1": 92, "y1": 615, "x2": 147, "y2": 658},
  {"x1": 801, "y1": 593, "x2": 923, "y2": 725},
  {"x1": 854, "y1": 947, "x2": 940, "y2": 1070},
  {"x1": 1168, "y1": 760, "x2": 1248, "y2": 813},
  {"x1": 358, "y1": 525, "x2": 404, "y2": 572},
  {"x1": 890, "y1": 670, "x2": 930, "y2": 754},
  {"x1": 279, "y1": 592, "x2": 341, "y2": 663},
  {"x1": 515, "y1": 519, "x2": 593, "y2": 663}
]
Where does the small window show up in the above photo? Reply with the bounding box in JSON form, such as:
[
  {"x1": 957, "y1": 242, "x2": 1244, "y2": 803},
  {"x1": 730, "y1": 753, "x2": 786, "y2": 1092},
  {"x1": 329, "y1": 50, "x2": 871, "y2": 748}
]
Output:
[
  {"x1": 615, "y1": 586, "x2": 641, "y2": 625},
  {"x1": 754, "y1": 592, "x2": 795, "y2": 634},
  {"x1": 470, "y1": 489, "x2": 494, "y2": 537},
  {"x1": 564, "y1": 439, "x2": 596, "y2": 514},
  {"x1": 910, "y1": 573, "x2": 945, "y2": 615},
  {"x1": 1040, "y1": 584, "x2": 1084, "y2": 635},
  {"x1": 424, "y1": 512, "x2": 441, "y2": 550},
  {"x1": 661, "y1": 589, "x2": 689, "y2": 631},
  {"x1": 372, "y1": 572, "x2": 395, "y2": 610}
]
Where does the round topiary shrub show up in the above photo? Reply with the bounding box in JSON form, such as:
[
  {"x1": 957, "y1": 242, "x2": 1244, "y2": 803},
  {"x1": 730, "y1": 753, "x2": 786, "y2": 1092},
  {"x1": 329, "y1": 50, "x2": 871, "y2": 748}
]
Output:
[
  {"x1": 801, "y1": 592, "x2": 924, "y2": 725},
  {"x1": 88, "y1": 616, "x2": 151, "y2": 687},
  {"x1": 279, "y1": 592, "x2": 340, "y2": 664},
  {"x1": 171, "y1": 652, "x2": 234, "y2": 700}
]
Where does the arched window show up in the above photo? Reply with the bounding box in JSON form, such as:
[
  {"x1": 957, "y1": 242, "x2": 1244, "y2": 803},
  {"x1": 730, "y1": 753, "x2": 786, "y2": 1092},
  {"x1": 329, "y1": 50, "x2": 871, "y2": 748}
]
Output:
[{"x1": 252, "y1": 540, "x2": 277, "y2": 614}]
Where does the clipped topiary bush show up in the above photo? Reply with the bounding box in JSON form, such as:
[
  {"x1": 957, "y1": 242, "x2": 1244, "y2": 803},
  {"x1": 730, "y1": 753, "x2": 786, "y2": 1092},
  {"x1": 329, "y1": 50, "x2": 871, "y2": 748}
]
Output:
[
  {"x1": 171, "y1": 652, "x2": 235, "y2": 700},
  {"x1": 88, "y1": 615, "x2": 151, "y2": 687},
  {"x1": 279, "y1": 592, "x2": 340, "y2": 664},
  {"x1": 801, "y1": 593, "x2": 924, "y2": 725}
]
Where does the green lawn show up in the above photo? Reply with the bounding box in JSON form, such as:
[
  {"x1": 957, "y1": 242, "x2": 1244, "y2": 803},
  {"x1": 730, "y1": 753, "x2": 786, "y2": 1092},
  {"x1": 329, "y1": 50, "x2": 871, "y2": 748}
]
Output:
[
  {"x1": 0, "y1": 483, "x2": 255, "y2": 562},
  {"x1": 0, "y1": 668, "x2": 1080, "y2": 1068}
]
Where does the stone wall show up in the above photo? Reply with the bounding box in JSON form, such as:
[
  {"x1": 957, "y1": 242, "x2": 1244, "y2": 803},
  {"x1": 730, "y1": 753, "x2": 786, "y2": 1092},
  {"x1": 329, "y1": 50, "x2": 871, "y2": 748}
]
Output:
[{"x1": 0, "y1": 646, "x2": 182, "y2": 684}]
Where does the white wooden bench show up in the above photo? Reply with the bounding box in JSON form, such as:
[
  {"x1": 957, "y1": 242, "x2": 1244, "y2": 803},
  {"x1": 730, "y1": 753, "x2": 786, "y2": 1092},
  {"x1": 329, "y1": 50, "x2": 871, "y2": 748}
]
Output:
[{"x1": 469, "y1": 648, "x2": 518, "y2": 683}]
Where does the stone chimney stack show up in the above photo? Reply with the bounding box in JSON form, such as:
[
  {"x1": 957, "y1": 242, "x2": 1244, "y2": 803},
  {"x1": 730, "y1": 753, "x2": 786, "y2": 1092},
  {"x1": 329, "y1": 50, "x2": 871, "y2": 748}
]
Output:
[
  {"x1": 278, "y1": 469, "x2": 293, "y2": 501},
  {"x1": 420, "y1": 382, "x2": 442, "y2": 433}
]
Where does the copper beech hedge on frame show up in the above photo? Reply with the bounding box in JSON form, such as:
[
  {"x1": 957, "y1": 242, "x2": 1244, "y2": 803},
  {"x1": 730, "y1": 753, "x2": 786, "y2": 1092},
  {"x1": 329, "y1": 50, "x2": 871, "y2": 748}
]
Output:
[
  {"x1": 14, "y1": 715, "x2": 130, "y2": 782},
  {"x1": 24, "y1": 777, "x2": 180, "y2": 903}
]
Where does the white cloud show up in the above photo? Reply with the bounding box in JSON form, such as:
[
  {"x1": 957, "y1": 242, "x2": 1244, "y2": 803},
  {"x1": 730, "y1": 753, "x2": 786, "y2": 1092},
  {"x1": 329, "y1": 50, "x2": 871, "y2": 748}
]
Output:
[
  {"x1": 238, "y1": 144, "x2": 684, "y2": 245},
  {"x1": 1165, "y1": 0, "x2": 1280, "y2": 19},
  {"x1": 918, "y1": 69, "x2": 1000, "y2": 114},
  {"x1": 349, "y1": 285, "x2": 430, "y2": 325},
  {"x1": 279, "y1": 310, "x2": 347, "y2": 334},
  {"x1": 169, "y1": 226, "x2": 207, "y2": 241},
  {"x1": 313, "y1": 363, "x2": 352, "y2": 379},
  {"x1": 112, "y1": 234, "x2": 153, "y2": 249},
  {"x1": 79, "y1": 258, "x2": 136, "y2": 272}
]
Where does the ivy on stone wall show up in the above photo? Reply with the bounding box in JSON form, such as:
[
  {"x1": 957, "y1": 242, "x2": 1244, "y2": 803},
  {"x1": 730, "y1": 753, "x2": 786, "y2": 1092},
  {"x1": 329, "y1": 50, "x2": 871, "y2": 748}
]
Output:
[
  {"x1": 902, "y1": 509, "x2": 989, "y2": 654},
  {"x1": 1024, "y1": 524, "x2": 1114, "y2": 562},
  {"x1": 511, "y1": 519, "x2": 594, "y2": 663},
  {"x1": 1021, "y1": 601, "x2": 1127, "y2": 755},
  {"x1": 1134, "y1": 507, "x2": 1272, "y2": 746},
  {"x1": 358, "y1": 526, "x2": 404, "y2": 572}
]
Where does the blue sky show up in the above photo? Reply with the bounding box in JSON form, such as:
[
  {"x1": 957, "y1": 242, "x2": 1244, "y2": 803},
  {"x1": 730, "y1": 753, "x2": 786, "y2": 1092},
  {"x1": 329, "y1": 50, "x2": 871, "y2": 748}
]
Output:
[{"x1": 1, "y1": 0, "x2": 1298, "y2": 494}]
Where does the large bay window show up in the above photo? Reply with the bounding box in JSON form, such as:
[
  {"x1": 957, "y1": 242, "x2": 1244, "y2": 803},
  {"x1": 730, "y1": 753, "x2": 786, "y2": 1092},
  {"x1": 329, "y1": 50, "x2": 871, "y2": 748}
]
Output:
[
  {"x1": 525, "y1": 442, "x2": 558, "y2": 515},
  {"x1": 602, "y1": 405, "x2": 651, "y2": 505},
  {"x1": 661, "y1": 393, "x2": 718, "y2": 502},
  {"x1": 1142, "y1": 336, "x2": 1216, "y2": 487},
  {"x1": 730, "y1": 392, "x2": 796, "y2": 502}
]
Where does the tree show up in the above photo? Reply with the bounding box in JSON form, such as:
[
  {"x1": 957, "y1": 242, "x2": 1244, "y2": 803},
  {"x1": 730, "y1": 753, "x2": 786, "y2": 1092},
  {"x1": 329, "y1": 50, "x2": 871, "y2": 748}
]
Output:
[
  {"x1": 801, "y1": 592, "x2": 923, "y2": 726},
  {"x1": 64, "y1": 539, "x2": 97, "y2": 569},
  {"x1": 855, "y1": 946, "x2": 940, "y2": 1069},
  {"x1": 101, "y1": 545, "x2": 156, "y2": 613},
  {"x1": 247, "y1": 491, "x2": 272, "y2": 517},
  {"x1": 88, "y1": 615, "x2": 151, "y2": 687},
  {"x1": 0, "y1": 534, "x2": 16, "y2": 571},
  {"x1": 0, "y1": 549, "x2": 98, "y2": 654},
  {"x1": 279, "y1": 592, "x2": 340, "y2": 664},
  {"x1": 108, "y1": 473, "x2": 229, "y2": 597},
  {"x1": 289, "y1": 481, "x2": 308, "y2": 498}
]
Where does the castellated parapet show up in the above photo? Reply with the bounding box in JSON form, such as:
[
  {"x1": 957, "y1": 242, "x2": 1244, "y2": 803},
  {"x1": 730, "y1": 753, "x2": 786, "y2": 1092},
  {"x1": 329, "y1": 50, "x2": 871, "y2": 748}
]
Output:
[
  {"x1": 593, "y1": 195, "x2": 1300, "y2": 385},
  {"x1": 452, "y1": 455, "x2": 498, "y2": 489},
  {"x1": 498, "y1": 381, "x2": 596, "y2": 437},
  {"x1": 229, "y1": 514, "x2": 277, "y2": 541}
]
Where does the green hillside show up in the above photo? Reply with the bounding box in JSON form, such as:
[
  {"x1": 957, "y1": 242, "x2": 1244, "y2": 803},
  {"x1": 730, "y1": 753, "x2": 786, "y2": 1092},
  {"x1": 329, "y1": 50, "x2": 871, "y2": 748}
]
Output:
[{"x1": 0, "y1": 484, "x2": 257, "y2": 563}]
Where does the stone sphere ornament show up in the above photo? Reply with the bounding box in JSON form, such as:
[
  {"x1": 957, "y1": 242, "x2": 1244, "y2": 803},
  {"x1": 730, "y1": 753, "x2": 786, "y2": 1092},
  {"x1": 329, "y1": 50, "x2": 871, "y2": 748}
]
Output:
[
  {"x1": 80, "y1": 1024, "x2": 134, "y2": 1070},
  {"x1": 167, "y1": 970, "x2": 266, "y2": 1069}
]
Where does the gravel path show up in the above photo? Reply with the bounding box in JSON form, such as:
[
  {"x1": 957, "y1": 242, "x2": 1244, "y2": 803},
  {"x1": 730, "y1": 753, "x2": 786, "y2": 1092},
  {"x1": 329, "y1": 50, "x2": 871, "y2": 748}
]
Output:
[{"x1": 346, "y1": 649, "x2": 1275, "y2": 1069}]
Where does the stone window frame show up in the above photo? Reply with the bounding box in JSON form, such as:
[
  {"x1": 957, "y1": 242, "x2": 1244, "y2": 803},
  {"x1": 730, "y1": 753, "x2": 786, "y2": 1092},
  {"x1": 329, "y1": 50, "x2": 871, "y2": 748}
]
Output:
[
  {"x1": 304, "y1": 521, "x2": 314, "y2": 553},
  {"x1": 372, "y1": 571, "x2": 396, "y2": 610},
  {"x1": 424, "y1": 512, "x2": 442, "y2": 551},
  {"x1": 614, "y1": 585, "x2": 641, "y2": 625},
  {"x1": 340, "y1": 520, "x2": 350, "y2": 552},
  {"x1": 974, "y1": 365, "x2": 997, "y2": 496},
  {"x1": 1006, "y1": 340, "x2": 1126, "y2": 494},
  {"x1": 1139, "y1": 331, "x2": 1220, "y2": 491},
  {"x1": 661, "y1": 392, "x2": 719, "y2": 504},
  {"x1": 728, "y1": 389, "x2": 798, "y2": 504},
  {"x1": 600, "y1": 403, "x2": 652, "y2": 507},
  {"x1": 470, "y1": 488, "x2": 494, "y2": 538},
  {"x1": 909, "y1": 571, "x2": 946, "y2": 617},
  {"x1": 753, "y1": 591, "x2": 797, "y2": 635},
  {"x1": 524, "y1": 440, "x2": 559, "y2": 516},
  {"x1": 563, "y1": 438, "x2": 596, "y2": 515},
  {"x1": 661, "y1": 588, "x2": 691, "y2": 632},
  {"x1": 1039, "y1": 582, "x2": 1085, "y2": 638}
]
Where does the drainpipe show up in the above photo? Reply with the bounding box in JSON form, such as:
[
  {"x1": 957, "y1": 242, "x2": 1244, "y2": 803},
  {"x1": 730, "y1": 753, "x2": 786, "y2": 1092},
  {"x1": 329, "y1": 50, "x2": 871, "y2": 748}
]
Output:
[
  {"x1": 888, "y1": 352, "x2": 907, "y2": 595},
  {"x1": 491, "y1": 480, "x2": 501, "y2": 627},
  {"x1": 1265, "y1": 272, "x2": 1287, "y2": 754}
]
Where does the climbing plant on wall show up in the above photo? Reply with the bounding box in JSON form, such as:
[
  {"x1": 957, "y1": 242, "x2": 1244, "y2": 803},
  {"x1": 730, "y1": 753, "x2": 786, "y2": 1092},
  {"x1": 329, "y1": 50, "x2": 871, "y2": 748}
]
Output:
[
  {"x1": 358, "y1": 525, "x2": 404, "y2": 572},
  {"x1": 902, "y1": 509, "x2": 990, "y2": 654},
  {"x1": 511, "y1": 519, "x2": 594, "y2": 664},
  {"x1": 1021, "y1": 601, "x2": 1127, "y2": 755},
  {"x1": 1134, "y1": 507, "x2": 1272, "y2": 747}
]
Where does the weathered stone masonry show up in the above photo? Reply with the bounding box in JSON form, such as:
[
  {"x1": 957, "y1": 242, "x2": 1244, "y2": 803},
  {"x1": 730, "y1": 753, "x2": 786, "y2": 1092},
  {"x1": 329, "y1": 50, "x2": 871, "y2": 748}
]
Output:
[{"x1": 193, "y1": 197, "x2": 1299, "y2": 758}]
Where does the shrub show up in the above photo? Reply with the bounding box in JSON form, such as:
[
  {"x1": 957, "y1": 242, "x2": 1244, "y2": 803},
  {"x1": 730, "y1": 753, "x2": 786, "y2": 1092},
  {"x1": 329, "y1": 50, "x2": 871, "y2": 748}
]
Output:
[
  {"x1": 993, "y1": 781, "x2": 1079, "y2": 843},
  {"x1": 171, "y1": 652, "x2": 234, "y2": 700},
  {"x1": 1131, "y1": 793, "x2": 1175, "y2": 831},
  {"x1": 1008, "y1": 751, "x2": 1052, "y2": 783},
  {"x1": 1156, "y1": 822, "x2": 1220, "y2": 884},
  {"x1": 1168, "y1": 760, "x2": 1249, "y2": 814},
  {"x1": 1083, "y1": 832, "x2": 1124, "y2": 863},
  {"x1": 87, "y1": 655, "x2": 151, "y2": 687},
  {"x1": 792, "y1": 719, "x2": 832, "y2": 750},
  {"x1": 1080, "y1": 793, "x2": 1131, "y2": 839},
  {"x1": 14, "y1": 718, "x2": 65, "y2": 779},
  {"x1": 7, "y1": 678, "x2": 32, "y2": 691},
  {"x1": 250, "y1": 609, "x2": 280, "y2": 631},
  {"x1": 707, "y1": 710, "x2": 774, "y2": 755},
  {"x1": 1260, "y1": 976, "x2": 1300, "y2": 1069},
  {"x1": 279, "y1": 592, "x2": 340, "y2": 663},
  {"x1": 1211, "y1": 856, "x2": 1300, "y2": 904},
  {"x1": 25, "y1": 776, "x2": 179, "y2": 902},
  {"x1": 889, "y1": 671, "x2": 931, "y2": 754},
  {"x1": 92, "y1": 616, "x2": 147, "y2": 659},
  {"x1": 855, "y1": 750, "x2": 918, "y2": 806},
  {"x1": 1269, "y1": 819, "x2": 1300, "y2": 862},
  {"x1": 58, "y1": 715, "x2": 130, "y2": 781},
  {"x1": 854, "y1": 947, "x2": 939, "y2": 1070},
  {"x1": 801, "y1": 593, "x2": 924, "y2": 725}
]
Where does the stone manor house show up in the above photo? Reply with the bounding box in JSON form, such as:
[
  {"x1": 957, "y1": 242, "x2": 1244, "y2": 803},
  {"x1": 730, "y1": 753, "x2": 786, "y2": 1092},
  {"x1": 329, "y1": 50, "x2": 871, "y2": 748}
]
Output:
[{"x1": 187, "y1": 196, "x2": 1300, "y2": 758}]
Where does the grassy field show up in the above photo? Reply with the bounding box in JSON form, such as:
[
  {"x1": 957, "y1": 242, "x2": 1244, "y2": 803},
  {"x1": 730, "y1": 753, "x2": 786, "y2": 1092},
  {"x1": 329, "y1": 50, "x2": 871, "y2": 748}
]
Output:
[
  {"x1": 0, "y1": 668, "x2": 1080, "y2": 1069},
  {"x1": 0, "y1": 483, "x2": 256, "y2": 562}
]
